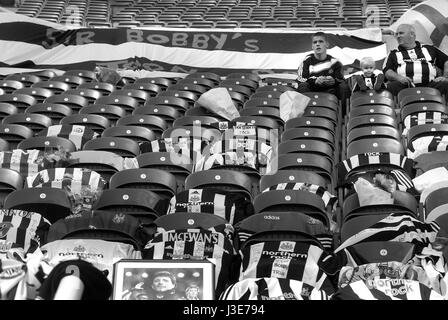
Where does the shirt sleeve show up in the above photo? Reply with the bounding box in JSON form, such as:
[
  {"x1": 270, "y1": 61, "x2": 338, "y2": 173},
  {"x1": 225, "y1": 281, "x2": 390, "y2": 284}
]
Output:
[
  {"x1": 383, "y1": 51, "x2": 398, "y2": 74},
  {"x1": 333, "y1": 60, "x2": 344, "y2": 83},
  {"x1": 297, "y1": 56, "x2": 316, "y2": 85},
  {"x1": 429, "y1": 45, "x2": 448, "y2": 70}
]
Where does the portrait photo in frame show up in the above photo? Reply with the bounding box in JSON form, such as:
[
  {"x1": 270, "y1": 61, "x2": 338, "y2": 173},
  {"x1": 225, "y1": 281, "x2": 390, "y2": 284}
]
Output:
[{"x1": 112, "y1": 259, "x2": 215, "y2": 300}]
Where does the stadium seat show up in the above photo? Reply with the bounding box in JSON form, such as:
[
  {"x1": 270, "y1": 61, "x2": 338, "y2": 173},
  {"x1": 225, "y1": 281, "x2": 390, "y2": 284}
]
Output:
[
  {"x1": 253, "y1": 190, "x2": 329, "y2": 227},
  {"x1": 399, "y1": 94, "x2": 445, "y2": 109},
  {"x1": 0, "y1": 124, "x2": 34, "y2": 149},
  {"x1": 281, "y1": 127, "x2": 335, "y2": 145},
  {"x1": 109, "y1": 89, "x2": 151, "y2": 106},
  {"x1": 185, "y1": 170, "x2": 253, "y2": 200},
  {"x1": 83, "y1": 137, "x2": 140, "y2": 157},
  {"x1": 109, "y1": 168, "x2": 177, "y2": 200},
  {"x1": 233, "y1": 115, "x2": 282, "y2": 132},
  {"x1": 3, "y1": 113, "x2": 53, "y2": 133},
  {"x1": 173, "y1": 115, "x2": 221, "y2": 129},
  {"x1": 244, "y1": 98, "x2": 279, "y2": 109},
  {"x1": 239, "y1": 107, "x2": 284, "y2": 127},
  {"x1": 60, "y1": 114, "x2": 111, "y2": 134},
  {"x1": 5, "y1": 74, "x2": 42, "y2": 87},
  {"x1": 250, "y1": 91, "x2": 283, "y2": 99},
  {"x1": 351, "y1": 96, "x2": 395, "y2": 108},
  {"x1": 0, "y1": 94, "x2": 37, "y2": 111},
  {"x1": 342, "y1": 191, "x2": 418, "y2": 222},
  {"x1": 347, "y1": 126, "x2": 401, "y2": 145},
  {"x1": 278, "y1": 139, "x2": 334, "y2": 162},
  {"x1": 275, "y1": 153, "x2": 333, "y2": 186},
  {"x1": 345, "y1": 241, "x2": 416, "y2": 265},
  {"x1": 397, "y1": 87, "x2": 442, "y2": 102},
  {"x1": 216, "y1": 84, "x2": 252, "y2": 99},
  {"x1": 31, "y1": 81, "x2": 71, "y2": 94},
  {"x1": 158, "y1": 90, "x2": 198, "y2": 107},
  {"x1": 350, "y1": 89, "x2": 394, "y2": 101},
  {"x1": 64, "y1": 70, "x2": 97, "y2": 82},
  {"x1": 4, "y1": 187, "x2": 72, "y2": 223},
  {"x1": 400, "y1": 102, "x2": 448, "y2": 125},
  {"x1": 44, "y1": 94, "x2": 89, "y2": 112},
  {"x1": 101, "y1": 126, "x2": 156, "y2": 144},
  {"x1": 226, "y1": 72, "x2": 261, "y2": 84},
  {"x1": 154, "y1": 212, "x2": 229, "y2": 232},
  {"x1": 176, "y1": 78, "x2": 217, "y2": 91},
  {"x1": 65, "y1": 88, "x2": 102, "y2": 103},
  {"x1": 284, "y1": 117, "x2": 336, "y2": 134},
  {"x1": 135, "y1": 77, "x2": 174, "y2": 90},
  {"x1": 78, "y1": 82, "x2": 116, "y2": 95},
  {"x1": 79, "y1": 104, "x2": 127, "y2": 124},
  {"x1": 132, "y1": 105, "x2": 182, "y2": 126},
  {"x1": 346, "y1": 138, "x2": 405, "y2": 158},
  {"x1": 0, "y1": 80, "x2": 25, "y2": 93},
  {"x1": 340, "y1": 213, "x2": 394, "y2": 243},
  {"x1": 144, "y1": 96, "x2": 190, "y2": 113},
  {"x1": 185, "y1": 106, "x2": 229, "y2": 121},
  {"x1": 347, "y1": 114, "x2": 397, "y2": 132},
  {"x1": 168, "y1": 83, "x2": 209, "y2": 95},
  {"x1": 0, "y1": 168, "x2": 24, "y2": 207},
  {"x1": 93, "y1": 188, "x2": 166, "y2": 222},
  {"x1": 185, "y1": 72, "x2": 221, "y2": 85},
  {"x1": 14, "y1": 88, "x2": 54, "y2": 103},
  {"x1": 349, "y1": 104, "x2": 396, "y2": 118},
  {"x1": 28, "y1": 70, "x2": 57, "y2": 81},
  {"x1": 136, "y1": 152, "x2": 193, "y2": 193},
  {"x1": 116, "y1": 115, "x2": 168, "y2": 138},
  {"x1": 25, "y1": 103, "x2": 73, "y2": 124},
  {"x1": 17, "y1": 136, "x2": 77, "y2": 152},
  {"x1": 302, "y1": 107, "x2": 338, "y2": 125},
  {"x1": 260, "y1": 170, "x2": 328, "y2": 191},
  {"x1": 255, "y1": 85, "x2": 294, "y2": 93},
  {"x1": 123, "y1": 83, "x2": 162, "y2": 97},
  {"x1": 65, "y1": 150, "x2": 124, "y2": 182},
  {"x1": 220, "y1": 78, "x2": 258, "y2": 91},
  {"x1": 0, "y1": 103, "x2": 17, "y2": 120},
  {"x1": 50, "y1": 75, "x2": 86, "y2": 88},
  {"x1": 95, "y1": 95, "x2": 140, "y2": 114},
  {"x1": 303, "y1": 92, "x2": 339, "y2": 103}
]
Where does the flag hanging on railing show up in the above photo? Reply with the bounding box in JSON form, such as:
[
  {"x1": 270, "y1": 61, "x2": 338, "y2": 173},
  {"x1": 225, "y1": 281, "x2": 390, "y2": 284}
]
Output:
[{"x1": 0, "y1": 12, "x2": 387, "y2": 76}]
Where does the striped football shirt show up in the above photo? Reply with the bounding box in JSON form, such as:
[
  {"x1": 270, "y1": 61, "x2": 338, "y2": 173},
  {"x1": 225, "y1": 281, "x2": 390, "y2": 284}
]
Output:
[
  {"x1": 0, "y1": 149, "x2": 47, "y2": 177},
  {"x1": 383, "y1": 42, "x2": 448, "y2": 85},
  {"x1": 142, "y1": 228, "x2": 237, "y2": 295},
  {"x1": 37, "y1": 124, "x2": 98, "y2": 150},
  {"x1": 167, "y1": 188, "x2": 254, "y2": 225},
  {"x1": 220, "y1": 277, "x2": 329, "y2": 300},
  {"x1": 239, "y1": 240, "x2": 335, "y2": 294},
  {"x1": 0, "y1": 209, "x2": 50, "y2": 256},
  {"x1": 335, "y1": 212, "x2": 440, "y2": 254},
  {"x1": 407, "y1": 135, "x2": 448, "y2": 159},
  {"x1": 337, "y1": 152, "x2": 415, "y2": 187},
  {"x1": 26, "y1": 167, "x2": 106, "y2": 193}
]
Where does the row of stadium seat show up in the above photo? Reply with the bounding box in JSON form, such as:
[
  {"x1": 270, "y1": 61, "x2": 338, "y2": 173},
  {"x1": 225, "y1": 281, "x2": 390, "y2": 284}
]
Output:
[{"x1": 14, "y1": 0, "x2": 425, "y2": 28}]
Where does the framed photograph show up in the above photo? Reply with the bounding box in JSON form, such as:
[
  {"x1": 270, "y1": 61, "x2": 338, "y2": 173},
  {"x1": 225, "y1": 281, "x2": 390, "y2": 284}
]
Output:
[{"x1": 112, "y1": 260, "x2": 215, "y2": 300}]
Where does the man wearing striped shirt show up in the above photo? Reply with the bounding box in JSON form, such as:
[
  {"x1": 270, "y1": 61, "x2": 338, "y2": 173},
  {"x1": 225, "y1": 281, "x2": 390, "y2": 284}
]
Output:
[{"x1": 383, "y1": 24, "x2": 448, "y2": 97}]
